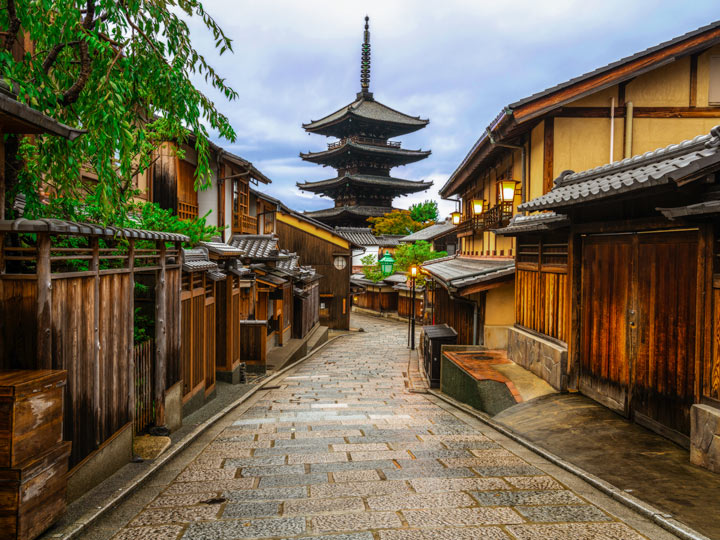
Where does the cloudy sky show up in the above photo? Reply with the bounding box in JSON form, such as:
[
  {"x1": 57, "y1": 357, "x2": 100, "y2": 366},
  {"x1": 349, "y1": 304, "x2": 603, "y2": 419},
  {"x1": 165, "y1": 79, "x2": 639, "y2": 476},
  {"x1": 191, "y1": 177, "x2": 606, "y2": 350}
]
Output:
[{"x1": 189, "y1": 1, "x2": 719, "y2": 218}]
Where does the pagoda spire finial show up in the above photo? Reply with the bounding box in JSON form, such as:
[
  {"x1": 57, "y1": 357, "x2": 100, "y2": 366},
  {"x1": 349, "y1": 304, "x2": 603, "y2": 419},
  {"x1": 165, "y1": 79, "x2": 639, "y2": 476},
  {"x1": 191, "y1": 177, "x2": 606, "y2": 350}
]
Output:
[{"x1": 359, "y1": 15, "x2": 373, "y2": 99}]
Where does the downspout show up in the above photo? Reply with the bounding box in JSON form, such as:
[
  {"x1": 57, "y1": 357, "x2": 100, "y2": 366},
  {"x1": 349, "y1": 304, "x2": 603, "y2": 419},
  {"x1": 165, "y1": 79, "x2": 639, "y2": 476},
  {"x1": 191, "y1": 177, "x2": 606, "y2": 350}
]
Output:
[
  {"x1": 624, "y1": 102, "x2": 634, "y2": 159},
  {"x1": 472, "y1": 303, "x2": 478, "y2": 345}
]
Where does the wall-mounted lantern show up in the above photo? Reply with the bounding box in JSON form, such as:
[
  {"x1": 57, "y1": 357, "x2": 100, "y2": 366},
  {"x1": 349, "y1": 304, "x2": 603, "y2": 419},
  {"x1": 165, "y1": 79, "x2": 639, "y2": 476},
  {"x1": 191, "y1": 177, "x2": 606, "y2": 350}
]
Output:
[
  {"x1": 451, "y1": 212, "x2": 462, "y2": 225},
  {"x1": 498, "y1": 179, "x2": 519, "y2": 203},
  {"x1": 471, "y1": 199, "x2": 487, "y2": 216}
]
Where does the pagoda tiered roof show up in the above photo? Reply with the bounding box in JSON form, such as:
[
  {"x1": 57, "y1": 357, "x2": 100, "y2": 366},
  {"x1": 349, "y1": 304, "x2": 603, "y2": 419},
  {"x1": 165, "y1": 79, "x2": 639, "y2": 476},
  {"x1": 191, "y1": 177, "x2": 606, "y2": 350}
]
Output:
[
  {"x1": 299, "y1": 138, "x2": 430, "y2": 168},
  {"x1": 297, "y1": 174, "x2": 433, "y2": 196},
  {"x1": 302, "y1": 96, "x2": 429, "y2": 139}
]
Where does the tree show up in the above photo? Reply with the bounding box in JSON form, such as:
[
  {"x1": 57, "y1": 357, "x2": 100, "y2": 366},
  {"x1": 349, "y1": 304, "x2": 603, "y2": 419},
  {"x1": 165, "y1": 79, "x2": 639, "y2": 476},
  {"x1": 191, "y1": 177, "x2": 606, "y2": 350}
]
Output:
[
  {"x1": 368, "y1": 209, "x2": 426, "y2": 236},
  {"x1": 1, "y1": 0, "x2": 237, "y2": 226},
  {"x1": 394, "y1": 241, "x2": 447, "y2": 273},
  {"x1": 409, "y1": 200, "x2": 438, "y2": 224},
  {"x1": 360, "y1": 253, "x2": 384, "y2": 283}
]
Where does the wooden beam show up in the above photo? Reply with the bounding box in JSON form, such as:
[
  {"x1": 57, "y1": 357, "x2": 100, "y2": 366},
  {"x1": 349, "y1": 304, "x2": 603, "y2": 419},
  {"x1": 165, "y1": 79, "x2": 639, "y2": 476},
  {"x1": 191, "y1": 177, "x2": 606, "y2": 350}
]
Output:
[
  {"x1": 552, "y1": 106, "x2": 720, "y2": 118},
  {"x1": 690, "y1": 54, "x2": 699, "y2": 108},
  {"x1": 154, "y1": 241, "x2": 167, "y2": 427},
  {"x1": 127, "y1": 239, "x2": 136, "y2": 427},
  {"x1": 36, "y1": 233, "x2": 52, "y2": 370},
  {"x1": 543, "y1": 118, "x2": 554, "y2": 194},
  {"x1": 566, "y1": 229, "x2": 582, "y2": 390},
  {"x1": 90, "y1": 236, "x2": 100, "y2": 445},
  {"x1": 618, "y1": 81, "x2": 627, "y2": 108},
  {"x1": 513, "y1": 26, "x2": 720, "y2": 122}
]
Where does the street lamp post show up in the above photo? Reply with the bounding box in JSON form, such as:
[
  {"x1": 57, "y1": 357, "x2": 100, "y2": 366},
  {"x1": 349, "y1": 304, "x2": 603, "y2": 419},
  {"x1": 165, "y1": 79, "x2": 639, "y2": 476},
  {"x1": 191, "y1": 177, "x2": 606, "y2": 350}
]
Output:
[{"x1": 409, "y1": 265, "x2": 419, "y2": 350}]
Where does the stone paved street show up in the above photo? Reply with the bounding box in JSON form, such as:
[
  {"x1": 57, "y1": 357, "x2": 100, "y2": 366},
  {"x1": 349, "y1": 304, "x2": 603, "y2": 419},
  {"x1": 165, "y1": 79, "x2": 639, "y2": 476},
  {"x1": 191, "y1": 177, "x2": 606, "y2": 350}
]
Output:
[{"x1": 85, "y1": 315, "x2": 677, "y2": 540}]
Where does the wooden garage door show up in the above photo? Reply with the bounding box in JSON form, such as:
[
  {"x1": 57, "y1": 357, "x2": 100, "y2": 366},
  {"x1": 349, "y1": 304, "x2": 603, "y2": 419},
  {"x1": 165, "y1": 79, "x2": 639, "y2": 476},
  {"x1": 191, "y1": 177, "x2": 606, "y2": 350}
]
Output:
[{"x1": 580, "y1": 230, "x2": 698, "y2": 441}]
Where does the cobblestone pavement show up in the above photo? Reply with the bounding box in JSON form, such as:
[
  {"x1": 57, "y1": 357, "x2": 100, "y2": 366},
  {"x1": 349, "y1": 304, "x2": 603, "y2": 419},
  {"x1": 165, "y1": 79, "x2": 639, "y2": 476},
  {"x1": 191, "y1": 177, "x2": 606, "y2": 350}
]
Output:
[{"x1": 94, "y1": 315, "x2": 677, "y2": 540}]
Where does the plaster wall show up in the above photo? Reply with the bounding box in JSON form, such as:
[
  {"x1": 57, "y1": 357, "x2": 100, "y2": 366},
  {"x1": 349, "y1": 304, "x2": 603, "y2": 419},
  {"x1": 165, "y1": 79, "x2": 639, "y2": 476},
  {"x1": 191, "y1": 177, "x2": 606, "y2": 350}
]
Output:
[{"x1": 553, "y1": 117, "x2": 624, "y2": 177}]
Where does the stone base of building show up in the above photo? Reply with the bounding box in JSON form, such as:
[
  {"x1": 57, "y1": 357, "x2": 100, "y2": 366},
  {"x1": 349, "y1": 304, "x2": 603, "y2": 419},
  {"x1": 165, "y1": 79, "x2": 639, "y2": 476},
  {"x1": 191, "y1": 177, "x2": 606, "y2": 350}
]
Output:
[
  {"x1": 691, "y1": 404, "x2": 720, "y2": 473},
  {"x1": 165, "y1": 381, "x2": 183, "y2": 432},
  {"x1": 507, "y1": 326, "x2": 567, "y2": 391},
  {"x1": 182, "y1": 386, "x2": 216, "y2": 418}
]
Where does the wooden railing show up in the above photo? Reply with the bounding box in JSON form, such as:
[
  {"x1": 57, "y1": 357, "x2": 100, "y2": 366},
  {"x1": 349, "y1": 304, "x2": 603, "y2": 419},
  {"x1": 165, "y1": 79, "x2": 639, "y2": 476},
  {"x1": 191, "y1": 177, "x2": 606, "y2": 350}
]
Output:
[
  {"x1": 458, "y1": 202, "x2": 514, "y2": 233},
  {"x1": 241, "y1": 214, "x2": 258, "y2": 234},
  {"x1": 134, "y1": 339, "x2": 155, "y2": 434},
  {"x1": 328, "y1": 136, "x2": 402, "y2": 150}
]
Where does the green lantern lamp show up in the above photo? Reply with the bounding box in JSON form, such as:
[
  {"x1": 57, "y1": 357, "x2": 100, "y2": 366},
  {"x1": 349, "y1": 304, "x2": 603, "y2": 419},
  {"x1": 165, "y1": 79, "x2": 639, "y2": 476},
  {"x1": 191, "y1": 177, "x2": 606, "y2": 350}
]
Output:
[{"x1": 379, "y1": 251, "x2": 395, "y2": 276}]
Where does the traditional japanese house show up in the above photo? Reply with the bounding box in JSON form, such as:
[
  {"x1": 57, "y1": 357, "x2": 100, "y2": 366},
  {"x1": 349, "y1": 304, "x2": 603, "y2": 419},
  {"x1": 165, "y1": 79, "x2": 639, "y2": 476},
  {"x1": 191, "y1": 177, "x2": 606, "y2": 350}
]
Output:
[
  {"x1": 351, "y1": 274, "x2": 398, "y2": 314},
  {"x1": 400, "y1": 220, "x2": 458, "y2": 255},
  {"x1": 201, "y1": 239, "x2": 255, "y2": 384},
  {"x1": 438, "y1": 20, "x2": 720, "y2": 351},
  {"x1": 251, "y1": 190, "x2": 357, "y2": 330},
  {"x1": 179, "y1": 247, "x2": 225, "y2": 414},
  {"x1": 297, "y1": 17, "x2": 432, "y2": 227},
  {"x1": 292, "y1": 266, "x2": 322, "y2": 339},
  {"x1": 499, "y1": 125, "x2": 720, "y2": 473}
]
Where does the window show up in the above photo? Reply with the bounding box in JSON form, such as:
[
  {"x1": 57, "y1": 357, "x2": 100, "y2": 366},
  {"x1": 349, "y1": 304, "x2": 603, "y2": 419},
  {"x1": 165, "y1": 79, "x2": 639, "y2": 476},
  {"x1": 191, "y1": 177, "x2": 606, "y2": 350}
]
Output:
[
  {"x1": 710, "y1": 56, "x2": 720, "y2": 106},
  {"x1": 333, "y1": 256, "x2": 347, "y2": 270},
  {"x1": 231, "y1": 176, "x2": 250, "y2": 232}
]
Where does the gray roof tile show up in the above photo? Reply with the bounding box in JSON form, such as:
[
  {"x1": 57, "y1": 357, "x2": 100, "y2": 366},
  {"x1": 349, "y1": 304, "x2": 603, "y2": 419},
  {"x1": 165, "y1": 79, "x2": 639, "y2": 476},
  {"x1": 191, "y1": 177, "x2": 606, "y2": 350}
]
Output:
[
  {"x1": 229, "y1": 234, "x2": 280, "y2": 260},
  {"x1": 401, "y1": 222, "x2": 456, "y2": 242},
  {"x1": 422, "y1": 256, "x2": 515, "y2": 291},
  {"x1": 494, "y1": 212, "x2": 569, "y2": 236}
]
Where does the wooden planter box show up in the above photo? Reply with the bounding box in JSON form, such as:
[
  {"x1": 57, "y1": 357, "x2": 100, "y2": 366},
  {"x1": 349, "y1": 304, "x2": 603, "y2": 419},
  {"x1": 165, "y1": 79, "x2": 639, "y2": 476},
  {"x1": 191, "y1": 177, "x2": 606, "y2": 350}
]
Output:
[
  {"x1": 0, "y1": 441, "x2": 71, "y2": 540},
  {"x1": 0, "y1": 371, "x2": 65, "y2": 469}
]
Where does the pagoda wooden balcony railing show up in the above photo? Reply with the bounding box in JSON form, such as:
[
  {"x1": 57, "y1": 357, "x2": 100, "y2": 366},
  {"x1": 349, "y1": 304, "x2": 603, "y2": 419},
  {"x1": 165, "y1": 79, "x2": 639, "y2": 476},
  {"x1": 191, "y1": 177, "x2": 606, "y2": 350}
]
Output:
[
  {"x1": 327, "y1": 136, "x2": 402, "y2": 150},
  {"x1": 178, "y1": 201, "x2": 199, "y2": 220}
]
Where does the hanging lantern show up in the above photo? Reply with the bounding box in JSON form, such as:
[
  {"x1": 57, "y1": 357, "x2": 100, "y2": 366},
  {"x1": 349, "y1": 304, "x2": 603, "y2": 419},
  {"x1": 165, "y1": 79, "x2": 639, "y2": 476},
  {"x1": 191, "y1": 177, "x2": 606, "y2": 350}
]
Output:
[
  {"x1": 471, "y1": 199, "x2": 486, "y2": 216},
  {"x1": 498, "y1": 179, "x2": 519, "y2": 203},
  {"x1": 410, "y1": 265, "x2": 419, "y2": 278},
  {"x1": 451, "y1": 212, "x2": 462, "y2": 225},
  {"x1": 379, "y1": 251, "x2": 395, "y2": 276}
]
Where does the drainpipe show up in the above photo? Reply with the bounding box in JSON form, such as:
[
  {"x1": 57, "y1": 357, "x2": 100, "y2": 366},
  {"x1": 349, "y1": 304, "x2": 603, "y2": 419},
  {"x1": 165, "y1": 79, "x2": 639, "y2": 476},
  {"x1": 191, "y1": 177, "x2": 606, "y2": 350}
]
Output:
[
  {"x1": 486, "y1": 129, "x2": 528, "y2": 211},
  {"x1": 609, "y1": 97, "x2": 615, "y2": 163},
  {"x1": 624, "y1": 102, "x2": 634, "y2": 159},
  {"x1": 472, "y1": 304, "x2": 478, "y2": 345}
]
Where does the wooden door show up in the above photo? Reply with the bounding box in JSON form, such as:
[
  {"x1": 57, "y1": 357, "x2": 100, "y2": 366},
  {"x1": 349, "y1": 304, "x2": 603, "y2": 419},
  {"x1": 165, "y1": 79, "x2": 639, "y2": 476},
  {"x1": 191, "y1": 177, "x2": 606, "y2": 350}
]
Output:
[
  {"x1": 580, "y1": 234, "x2": 633, "y2": 414},
  {"x1": 580, "y1": 230, "x2": 699, "y2": 440},
  {"x1": 633, "y1": 232, "x2": 697, "y2": 439}
]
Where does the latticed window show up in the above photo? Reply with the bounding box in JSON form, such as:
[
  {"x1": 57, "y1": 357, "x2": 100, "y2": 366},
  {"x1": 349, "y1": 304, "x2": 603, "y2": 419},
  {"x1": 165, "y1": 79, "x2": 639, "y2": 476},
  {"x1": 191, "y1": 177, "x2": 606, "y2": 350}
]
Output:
[{"x1": 231, "y1": 177, "x2": 250, "y2": 233}]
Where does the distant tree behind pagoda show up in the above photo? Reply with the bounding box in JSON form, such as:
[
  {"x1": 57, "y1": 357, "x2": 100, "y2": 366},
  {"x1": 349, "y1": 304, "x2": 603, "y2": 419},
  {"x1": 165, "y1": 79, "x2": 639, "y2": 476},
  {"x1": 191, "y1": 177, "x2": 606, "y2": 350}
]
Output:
[
  {"x1": 368, "y1": 201, "x2": 437, "y2": 235},
  {"x1": 1, "y1": 0, "x2": 237, "y2": 225}
]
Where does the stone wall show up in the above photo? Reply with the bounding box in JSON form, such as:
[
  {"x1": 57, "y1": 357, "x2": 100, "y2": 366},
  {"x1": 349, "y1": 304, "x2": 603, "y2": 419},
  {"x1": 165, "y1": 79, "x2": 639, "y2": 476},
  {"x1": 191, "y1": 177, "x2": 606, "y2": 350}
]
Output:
[
  {"x1": 690, "y1": 404, "x2": 720, "y2": 473},
  {"x1": 507, "y1": 326, "x2": 567, "y2": 391}
]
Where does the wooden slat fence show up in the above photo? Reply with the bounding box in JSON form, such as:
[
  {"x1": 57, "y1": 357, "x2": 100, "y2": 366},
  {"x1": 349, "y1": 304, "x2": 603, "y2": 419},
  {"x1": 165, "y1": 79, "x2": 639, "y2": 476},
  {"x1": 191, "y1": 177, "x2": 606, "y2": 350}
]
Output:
[{"x1": 134, "y1": 339, "x2": 155, "y2": 434}]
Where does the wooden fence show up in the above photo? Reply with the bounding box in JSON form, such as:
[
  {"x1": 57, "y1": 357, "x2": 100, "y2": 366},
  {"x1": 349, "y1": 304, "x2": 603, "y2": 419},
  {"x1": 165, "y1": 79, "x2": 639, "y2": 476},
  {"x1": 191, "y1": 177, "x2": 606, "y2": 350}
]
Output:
[
  {"x1": 240, "y1": 320, "x2": 267, "y2": 372},
  {"x1": 134, "y1": 339, "x2": 155, "y2": 434},
  {"x1": 0, "y1": 220, "x2": 186, "y2": 467}
]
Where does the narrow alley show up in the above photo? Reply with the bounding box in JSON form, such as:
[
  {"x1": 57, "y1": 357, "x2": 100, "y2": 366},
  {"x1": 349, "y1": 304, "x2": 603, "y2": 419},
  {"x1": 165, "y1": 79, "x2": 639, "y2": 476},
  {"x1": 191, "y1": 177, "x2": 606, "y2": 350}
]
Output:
[{"x1": 77, "y1": 315, "x2": 677, "y2": 540}]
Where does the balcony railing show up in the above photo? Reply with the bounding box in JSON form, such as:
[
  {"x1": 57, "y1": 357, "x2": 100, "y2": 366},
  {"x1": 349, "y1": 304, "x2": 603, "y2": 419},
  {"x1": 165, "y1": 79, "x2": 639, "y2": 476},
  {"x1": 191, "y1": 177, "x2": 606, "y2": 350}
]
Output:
[
  {"x1": 327, "y1": 136, "x2": 402, "y2": 151},
  {"x1": 241, "y1": 214, "x2": 258, "y2": 234},
  {"x1": 458, "y1": 202, "x2": 514, "y2": 233}
]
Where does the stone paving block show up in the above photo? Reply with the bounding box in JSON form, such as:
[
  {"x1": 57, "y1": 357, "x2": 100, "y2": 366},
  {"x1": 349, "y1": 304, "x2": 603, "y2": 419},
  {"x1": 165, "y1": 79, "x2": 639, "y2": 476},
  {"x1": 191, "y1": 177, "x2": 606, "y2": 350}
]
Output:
[
  {"x1": 224, "y1": 486, "x2": 307, "y2": 501},
  {"x1": 366, "y1": 491, "x2": 476, "y2": 511},
  {"x1": 182, "y1": 516, "x2": 306, "y2": 539},
  {"x1": 295, "y1": 429, "x2": 363, "y2": 439},
  {"x1": 473, "y1": 465, "x2": 544, "y2": 477},
  {"x1": 471, "y1": 490, "x2": 585, "y2": 506},
  {"x1": 409, "y1": 477, "x2": 511, "y2": 493},
  {"x1": 331, "y1": 443, "x2": 390, "y2": 452},
  {"x1": 224, "y1": 455, "x2": 286, "y2": 468},
  {"x1": 515, "y1": 504, "x2": 612, "y2": 522},
  {"x1": 350, "y1": 450, "x2": 411, "y2": 461},
  {"x1": 221, "y1": 500, "x2": 281, "y2": 518},
  {"x1": 163, "y1": 478, "x2": 255, "y2": 495},
  {"x1": 506, "y1": 523, "x2": 647, "y2": 540},
  {"x1": 378, "y1": 527, "x2": 510, "y2": 540},
  {"x1": 382, "y1": 466, "x2": 475, "y2": 480},
  {"x1": 258, "y1": 472, "x2": 329, "y2": 488},
  {"x1": 504, "y1": 476, "x2": 564, "y2": 490},
  {"x1": 176, "y1": 468, "x2": 237, "y2": 482},
  {"x1": 240, "y1": 464, "x2": 306, "y2": 477},
  {"x1": 287, "y1": 452, "x2": 349, "y2": 464},
  {"x1": 257, "y1": 431, "x2": 293, "y2": 440},
  {"x1": 310, "y1": 459, "x2": 396, "y2": 473},
  {"x1": 441, "y1": 456, "x2": 527, "y2": 468},
  {"x1": 274, "y1": 437, "x2": 346, "y2": 448},
  {"x1": 148, "y1": 492, "x2": 220, "y2": 508},
  {"x1": 331, "y1": 469, "x2": 381, "y2": 482},
  {"x1": 311, "y1": 480, "x2": 411, "y2": 498},
  {"x1": 129, "y1": 506, "x2": 220, "y2": 527},
  {"x1": 279, "y1": 534, "x2": 373, "y2": 540},
  {"x1": 402, "y1": 507, "x2": 524, "y2": 527},
  {"x1": 284, "y1": 496, "x2": 366, "y2": 515},
  {"x1": 313, "y1": 511, "x2": 403, "y2": 532},
  {"x1": 112, "y1": 525, "x2": 185, "y2": 540}
]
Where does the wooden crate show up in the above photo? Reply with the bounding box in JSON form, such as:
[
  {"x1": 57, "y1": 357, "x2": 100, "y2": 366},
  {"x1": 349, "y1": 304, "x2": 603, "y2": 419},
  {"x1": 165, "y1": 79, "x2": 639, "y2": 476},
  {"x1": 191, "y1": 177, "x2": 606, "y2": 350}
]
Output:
[
  {"x1": 0, "y1": 441, "x2": 71, "y2": 540},
  {"x1": 0, "y1": 371, "x2": 66, "y2": 469}
]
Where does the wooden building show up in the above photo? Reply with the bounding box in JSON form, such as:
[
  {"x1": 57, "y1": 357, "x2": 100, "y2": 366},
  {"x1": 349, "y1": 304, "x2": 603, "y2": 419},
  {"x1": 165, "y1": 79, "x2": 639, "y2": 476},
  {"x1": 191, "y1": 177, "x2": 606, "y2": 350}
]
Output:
[
  {"x1": 438, "y1": 21, "x2": 720, "y2": 352},
  {"x1": 251, "y1": 190, "x2": 356, "y2": 330},
  {"x1": 499, "y1": 125, "x2": 720, "y2": 472},
  {"x1": 400, "y1": 221, "x2": 458, "y2": 255}
]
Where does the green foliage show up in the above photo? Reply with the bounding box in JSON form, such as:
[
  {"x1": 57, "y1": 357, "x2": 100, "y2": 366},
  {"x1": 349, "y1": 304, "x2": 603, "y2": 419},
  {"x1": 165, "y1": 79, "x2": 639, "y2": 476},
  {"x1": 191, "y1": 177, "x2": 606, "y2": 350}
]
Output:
[
  {"x1": 368, "y1": 210, "x2": 428, "y2": 236},
  {"x1": 409, "y1": 200, "x2": 438, "y2": 224},
  {"x1": 360, "y1": 253, "x2": 385, "y2": 283},
  {"x1": 394, "y1": 241, "x2": 447, "y2": 287},
  {"x1": 1, "y1": 0, "x2": 237, "y2": 223},
  {"x1": 131, "y1": 201, "x2": 223, "y2": 245}
]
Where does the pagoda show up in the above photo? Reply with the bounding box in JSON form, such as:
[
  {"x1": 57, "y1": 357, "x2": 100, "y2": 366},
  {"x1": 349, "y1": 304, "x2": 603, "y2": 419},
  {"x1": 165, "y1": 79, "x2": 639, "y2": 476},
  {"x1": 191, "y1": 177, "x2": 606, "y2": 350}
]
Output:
[{"x1": 297, "y1": 16, "x2": 432, "y2": 228}]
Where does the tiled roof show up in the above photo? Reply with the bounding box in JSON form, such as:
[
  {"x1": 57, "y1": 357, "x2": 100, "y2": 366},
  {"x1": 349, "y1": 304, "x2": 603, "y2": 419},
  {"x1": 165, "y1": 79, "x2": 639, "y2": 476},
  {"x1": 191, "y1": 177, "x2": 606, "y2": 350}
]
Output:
[
  {"x1": 229, "y1": 234, "x2": 280, "y2": 260},
  {"x1": 0, "y1": 218, "x2": 189, "y2": 242},
  {"x1": 303, "y1": 97, "x2": 428, "y2": 133},
  {"x1": 377, "y1": 235, "x2": 403, "y2": 247},
  {"x1": 401, "y1": 222, "x2": 456, "y2": 242},
  {"x1": 335, "y1": 227, "x2": 379, "y2": 246},
  {"x1": 276, "y1": 251, "x2": 300, "y2": 274},
  {"x1": 422, "y1": 256, "x2": 515, "y2": 291},
  {"x1": 494, "y1": 212, "x2": 569, "y2": 236},
  {"x1": 519, "y1": 128, "x2": 720, "y2": 211},
  {"x1": 200, "y1": 239, "x2": 245, "y2": 257},
  {"x1": 297, "y1": 174, "x2": 432, "y2": 193},
  {"x1": 1, "y1": 88, "x2": 85, "y2": 140},
  {"x1": 207, "y1": 270, "x2": 227, "y2": 282},
  {"x1": 657, "y1": 199, "x2": 720, "y2": 219},
  {"x1": 300, "y1": 140, "x2": 431, "y2": 165},
  {"x1": 305, "y1": 206, "x2": 395, "y2": 219},
  {"x1": 182, "y1": 247, "x2": 219, "y2": 273}
]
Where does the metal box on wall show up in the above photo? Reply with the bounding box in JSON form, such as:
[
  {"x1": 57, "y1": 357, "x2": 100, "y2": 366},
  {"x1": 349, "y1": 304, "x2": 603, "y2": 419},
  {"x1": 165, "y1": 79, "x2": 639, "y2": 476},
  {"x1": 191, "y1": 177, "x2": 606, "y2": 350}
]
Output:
[{"x1": 422, "y1": 324, "x2": 458, "y2": 388}]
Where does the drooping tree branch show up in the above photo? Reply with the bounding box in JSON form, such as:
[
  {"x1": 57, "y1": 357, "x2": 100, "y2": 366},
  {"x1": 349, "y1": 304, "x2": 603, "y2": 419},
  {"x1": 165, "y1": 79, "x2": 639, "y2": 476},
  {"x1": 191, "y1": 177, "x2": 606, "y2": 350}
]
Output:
[
  {"x1": 59, "y1": 1, "x2": 97, "y2": 106},
  {"x1": 3, "y1": 0, "x2": 21, "y2": 51}
]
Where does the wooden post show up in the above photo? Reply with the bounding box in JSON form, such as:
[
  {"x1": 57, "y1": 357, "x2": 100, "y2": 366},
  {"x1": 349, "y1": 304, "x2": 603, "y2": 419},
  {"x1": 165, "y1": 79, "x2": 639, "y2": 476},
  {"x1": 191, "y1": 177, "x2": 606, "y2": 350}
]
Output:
[
  {"x1": 0, "y1": 232, "x2": 5, "y2": 274},
  {"x1": 154, "y1": 240, "x2": 167, "y2": 427},
  {"x1": 127, "y1": 239, "x2": 136, "y2": 427},
  {"x1": 566, "y1": 229, "x2": 582, "y2": 390},
  {"x1": 36, "y1": 233, "x2": 52, "y2": 370},
  {"x1": 90, "y1": 236, "x2": 101, "y2": 445}
]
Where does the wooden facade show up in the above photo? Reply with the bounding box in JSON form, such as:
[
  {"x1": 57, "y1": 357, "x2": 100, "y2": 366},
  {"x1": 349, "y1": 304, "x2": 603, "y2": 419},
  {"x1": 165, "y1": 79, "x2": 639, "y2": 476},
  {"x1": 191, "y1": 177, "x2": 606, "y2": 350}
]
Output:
[
  {"x1": 433, "y1": 286, "x2": 484, "y2": 346},
  {"x1": 354, "y1": 284, "x2": 398, "y2": 313},
  {"x1": 294, "y1": 281, "x2": 321, "y2": 339},
  {"x1": 397, "y1": 289, "x2": 424, "y2": 319},
  {"x1": 215, "y1": 274, "x2": 255, "y2": 378}
]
